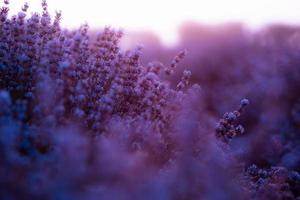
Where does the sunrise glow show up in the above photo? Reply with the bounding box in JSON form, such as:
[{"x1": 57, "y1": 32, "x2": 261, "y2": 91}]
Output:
[{"x1": 5, "y1": 0, "x2": 300, "y2": 45}]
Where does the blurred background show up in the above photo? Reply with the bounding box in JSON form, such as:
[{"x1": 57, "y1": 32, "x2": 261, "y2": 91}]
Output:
[{"x1": 5, "y1": 0, "x2": 300, "y2": 46}]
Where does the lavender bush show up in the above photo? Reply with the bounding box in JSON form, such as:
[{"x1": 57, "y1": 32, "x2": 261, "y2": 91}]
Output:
[{"x1": 0, "y1": 1, "x2": 299, "y2": 200}]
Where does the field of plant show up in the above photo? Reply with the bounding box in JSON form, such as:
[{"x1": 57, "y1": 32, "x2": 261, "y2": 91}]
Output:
[{"x1": 0, "y1": 1, "x2": 300, "y2": 199}]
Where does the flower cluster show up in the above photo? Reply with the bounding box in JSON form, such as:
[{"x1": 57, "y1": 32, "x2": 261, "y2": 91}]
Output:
[
  {"x1": 165, "y1": 49, "x2": 187, "y2": 75},
  {"x1": 244, "y1": 164, "x2": 300, "y2": 199},
  {"x1": 216, "y1": 98, "x2": 249, "y2": 143},
  {"x1": 0, "y1": 0, "x2": 188, "y2": 136}
]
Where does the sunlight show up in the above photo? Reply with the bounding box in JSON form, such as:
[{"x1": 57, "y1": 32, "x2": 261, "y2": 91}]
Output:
[{"x1": 5, "y1": 0, "x2": 300, "y2": 45}]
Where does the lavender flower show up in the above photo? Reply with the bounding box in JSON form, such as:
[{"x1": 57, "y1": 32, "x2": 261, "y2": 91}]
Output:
[{"x1": 1, "y1": 1, "x2": 300, "y2": 199}]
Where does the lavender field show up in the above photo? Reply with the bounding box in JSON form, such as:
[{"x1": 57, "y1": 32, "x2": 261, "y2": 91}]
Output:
[{"x1": 0, "y1": 1, "x2": 300, "y2": 199}]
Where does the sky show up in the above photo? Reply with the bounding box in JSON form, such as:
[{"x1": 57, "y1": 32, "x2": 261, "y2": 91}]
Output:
[{"x1": 4, "y1": 0, "x2": 300, "y2": 45}]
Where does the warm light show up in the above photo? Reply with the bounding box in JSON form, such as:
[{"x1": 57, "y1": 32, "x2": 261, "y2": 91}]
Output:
[{"x1": 5, "y1": 0, "x2": 300, "y2": 45}]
